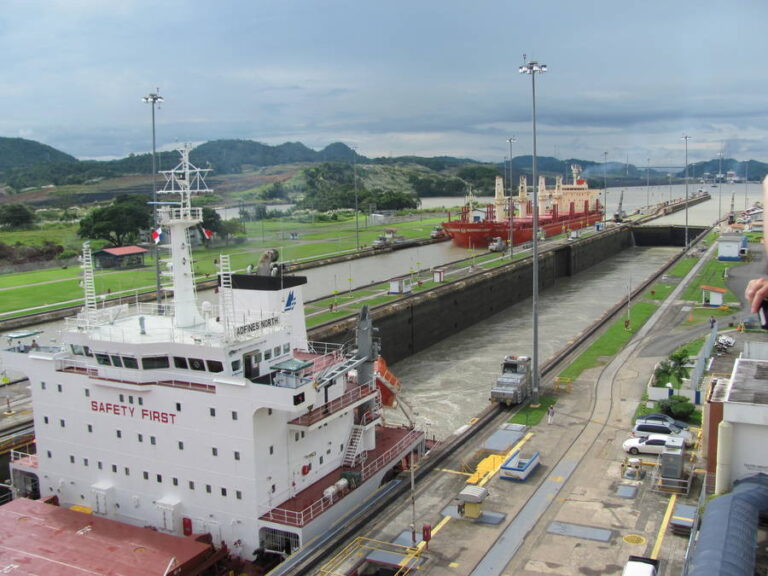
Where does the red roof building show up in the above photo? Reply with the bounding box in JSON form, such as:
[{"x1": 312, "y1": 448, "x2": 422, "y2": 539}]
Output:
[{"x1": 93, "y1": 246, "x2": 149, "y2": 269}]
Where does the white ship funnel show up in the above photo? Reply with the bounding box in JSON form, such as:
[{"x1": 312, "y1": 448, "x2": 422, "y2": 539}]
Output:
[{"x1": 229, "y1": 274, "x2": 309, "y2": 349}]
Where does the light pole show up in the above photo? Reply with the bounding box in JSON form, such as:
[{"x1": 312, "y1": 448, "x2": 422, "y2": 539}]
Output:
[
  {"x1": 667, "y1": 173, "x2": 672, "y2": 203},
  {"x1": 519, "y1": 58, "x2": 546, "y2": 405},
  {"x1": 745, "y1": 162, "x2": 749, "y2": 210},
  {"x1": 351, "y1": 145, "x2": 359, "y2": 250},
  {"x1": 143, "y1": 90, "x2": 164, "y2": 305},
  {"x1": 603, "y1": 152, "x2": 608, "y2": 225},
  {"x1": 507, "y1": 136, "x2": 517, "y2": 259},
  {"x1": 645, "y1": 157, "x2": 650, "y2": 212},
  {"x1": 682, "y1": 134, "x2": 691, "y2": 249},
  {"x1": 718, "y1": 149, "x2": 724, "y2": 225}
]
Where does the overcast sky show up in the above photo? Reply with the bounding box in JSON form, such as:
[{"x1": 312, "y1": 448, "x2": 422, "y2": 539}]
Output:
[{"x1": 1, "y1": 0, "x2": 766, "y2": 167}]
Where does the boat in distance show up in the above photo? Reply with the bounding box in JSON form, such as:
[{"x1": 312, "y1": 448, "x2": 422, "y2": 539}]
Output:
[
  {"x1": 3, "y1": 146, "x2": 425, "y2": 570},
  {"x1": 441, "y1": 164, "x2": 604, "y2": 249}
]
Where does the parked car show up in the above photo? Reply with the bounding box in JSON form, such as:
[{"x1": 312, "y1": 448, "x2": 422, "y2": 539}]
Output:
[
  {"x1": 636, "y1": 412, "x2": 689, "y2": 430},
  {"x1": 623, "y1": 434, "x2": 682, "y2": 455},
  {"x1": 632, "y1": 422, "x2": 694, "y2": 447},
  {"x1": 622, "y1": 555, "x2": 658, "y2": 576}
]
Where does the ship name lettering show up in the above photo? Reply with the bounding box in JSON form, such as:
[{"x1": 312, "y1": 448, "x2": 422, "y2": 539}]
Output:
[{"x1": 235, "y1": 316, "x2": 278, "y2": 336}]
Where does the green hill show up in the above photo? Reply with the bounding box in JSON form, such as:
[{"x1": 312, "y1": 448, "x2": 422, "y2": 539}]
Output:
[{"x1": 0, "y1": 137, "x2": 76, "y2": 172}]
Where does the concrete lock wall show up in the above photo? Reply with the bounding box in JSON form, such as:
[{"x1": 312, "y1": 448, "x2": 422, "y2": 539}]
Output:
[{"x1": 311, "y1": 225, "x2": 700, "y2": 364}]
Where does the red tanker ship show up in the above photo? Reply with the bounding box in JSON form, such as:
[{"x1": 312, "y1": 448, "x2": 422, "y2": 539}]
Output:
[{"x1": 441, "y1": 164, "x2": 604, "y2": 249}]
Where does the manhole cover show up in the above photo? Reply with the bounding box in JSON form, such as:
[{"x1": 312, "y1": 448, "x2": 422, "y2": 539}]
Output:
[{"x1": 624, "y1": 534, "x2": 646, "y2": 545}]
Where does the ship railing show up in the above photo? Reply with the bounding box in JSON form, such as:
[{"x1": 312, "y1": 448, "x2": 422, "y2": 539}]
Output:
[
  {"x1": 162, "y1": 206, "x2": 204, "y2": 222},
  {"x1": 55, "y1": 356, "x2": 99, "y2": 376},
  {"x1": 64, "y1": 301, "x2": 177, "y2": 331},
  {"x1": 0, "y1": 428, "x2": 34, "y2": 455},
  {"x1": 261, "y1": 493, "x2": 333, "y2": 528},
  {"x1": 296, "y1": 342, "x2": 346, "y2": 376},
  {"x1": 289, "y1": 381, "x2": 376, "y2": 427},
  {"x1": 305, "y1": 341, "x2": 345, "y2": 357},
  {"x1": 360, "y1": 429, "x2": 424, "y2": 482},
  {"x1": 55, "y1": 358, "x2": 216, "y2": 393},
  {"x1": 10, "y1": 449, "x2": 38, "y2": 469},
  {"x1": 262, "y1": 428, "x2": 425, "y2": 528},
  {"x1": 62, "y1": 321, "x2": 228, "y2": 347}
]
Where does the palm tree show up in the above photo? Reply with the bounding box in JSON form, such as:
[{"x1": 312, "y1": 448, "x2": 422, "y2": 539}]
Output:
[
  {"x1": 669, "y1": 349, "x2": 691, "y2": 391},
  {"x1": 654, "y1": 359, "x2": 674, "y2": 386}
]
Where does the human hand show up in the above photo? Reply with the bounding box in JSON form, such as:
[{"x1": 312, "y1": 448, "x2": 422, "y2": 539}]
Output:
[{"x1": 745, "y1": 277, "x2": 768, "y2": 314}]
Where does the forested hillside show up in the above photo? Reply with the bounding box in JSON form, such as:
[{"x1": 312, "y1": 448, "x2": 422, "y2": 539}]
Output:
[
  {"x1": 1, "y1": 136, "x2": 766, "y2": 205},
  {"x1": 0, "y1": 137, "x2": 76, "y2": 172}
]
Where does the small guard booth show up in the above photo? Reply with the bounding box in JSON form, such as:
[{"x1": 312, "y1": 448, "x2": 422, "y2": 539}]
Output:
[
  {"x1": 93, "y1": 246, "x2": 148, "y2": 269},
  {"x1": 701, "y1": 285, "x2": 726, "y2": 307},
  {"x1": 388, "y1": 276, "x2": 413, "y2": 295},
  {"x1": 456, "y1": 485, "x2": 489, "y2": 519},
  {"x1": 717, "y1": 232, "x2": 747, "y2": 261}
]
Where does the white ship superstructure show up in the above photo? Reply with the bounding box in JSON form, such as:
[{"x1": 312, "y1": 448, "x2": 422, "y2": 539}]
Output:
[{"x1": 5, "y1": 146, "x2": 424, "y2": 562}]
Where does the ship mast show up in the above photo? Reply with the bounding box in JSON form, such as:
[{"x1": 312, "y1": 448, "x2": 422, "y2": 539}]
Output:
[{"x1": 156, "y1": 145, "x2": 213, "y2": 328}]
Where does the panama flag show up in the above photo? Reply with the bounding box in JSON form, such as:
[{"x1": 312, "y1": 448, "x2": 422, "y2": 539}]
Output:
[
  {"x1": 202, "y1": 227, "x2": 214, "y2": 240},
  {"x1": 151, "y1": 226, "x2": 163, "y2": 244}
]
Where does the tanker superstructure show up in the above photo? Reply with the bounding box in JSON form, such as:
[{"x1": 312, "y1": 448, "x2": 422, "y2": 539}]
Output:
[
  {"x1": 441, "y1": 164, "x2": 604, "y2": 248},
  {"x1": 4, "y1": 146, "x2": 424, "y2": 565}
]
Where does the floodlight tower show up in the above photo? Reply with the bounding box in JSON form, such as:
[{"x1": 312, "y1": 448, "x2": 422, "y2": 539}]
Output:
[
  {"x1": 519, "y1": 58, "x2": 546, "y2": 405},
  {"x1": 143, "y1": 90, "x2": 164, "y2": 305},
  {"x1": 682, "y1": 134, "x2": 691, "y2": 249}
]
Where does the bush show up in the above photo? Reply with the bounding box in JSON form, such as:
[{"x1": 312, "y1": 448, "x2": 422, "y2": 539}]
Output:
[{"x1": 658, "y1": 395, "x2": 695, "y2": 421}]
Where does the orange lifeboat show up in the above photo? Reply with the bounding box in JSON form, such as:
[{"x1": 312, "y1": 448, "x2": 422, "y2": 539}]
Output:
[{"x1": 374, "y1": 357, "x2": 401, "y2": 408}]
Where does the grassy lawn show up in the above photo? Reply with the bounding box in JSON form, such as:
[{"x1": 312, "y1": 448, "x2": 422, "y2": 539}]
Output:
[
  {"x1": 667, "y1": 257, "x2": 698, "y2": 277},
  {"x1": 644, "y1": 283, "x2": 675, "y2": 300},
  {"x1": 557, "y1": 301, "x2": 658, "y2": 381},
  {"x1": 0, "y1": 215, "x2": 455, "y2": 314},
  {"x1": 507, "y1": 395, "x2": 557, "y2": 426},
  {"x1": 680, "y1": 258, "x2": 743, "y2": 303}
]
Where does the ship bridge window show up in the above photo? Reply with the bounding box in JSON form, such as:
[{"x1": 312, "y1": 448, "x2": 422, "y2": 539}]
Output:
[
  {"x1": 283, "y1": 343, "x2": 290, "y2": 354},
  {"x1": 189, "y1": 358, "x2": 205, "y2": 371},
  {"x1": 122, "y1": 357, "x2": 139, "y2": 369},
  {"x1": 264, "y1": 350, "x2": 272, "y2": 361},
  {"x1": 71, "y1": 344, "x2": 85, "y2": 355},
  {"x1": 174, "y1": 356, "x2": 188, "y2": 369},
  {"x1": 206, "y1": 360, "x2": 223, "y2": 373},
  {"x1": 273, "y1": 346, "x2": 280, "y2": 358},
  {"x1": 142, "y1": 356, "x2": 169, "y2": 370},
  {"x1": 110, "y1": 355, "x2": 123, "y2": 367},
  {"x1": 95, "y1": 353, "x2": 111, "y2": 366}
]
